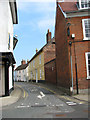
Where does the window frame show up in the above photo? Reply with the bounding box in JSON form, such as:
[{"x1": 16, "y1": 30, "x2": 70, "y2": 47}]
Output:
[
  {"x1": 85, "y1": 52, "x2": 90, "y2": 79},
  {"x1": 40, "y1": 69, "x2": 41, "y2": 79},
  {"x1": 39, "y1": 55, "x2": 41, "y2": 64},
  {"x1": 79, "y1": 0, "x2": 90, "y2": 9},
  {"x1": 82, "y1": 19, "x2": 90, "y2": 40}
]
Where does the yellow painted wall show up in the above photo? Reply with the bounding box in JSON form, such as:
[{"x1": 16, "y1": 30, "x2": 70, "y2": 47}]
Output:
[{"x1": 28, "y1": 51, "x2": 45, "y2": 82}]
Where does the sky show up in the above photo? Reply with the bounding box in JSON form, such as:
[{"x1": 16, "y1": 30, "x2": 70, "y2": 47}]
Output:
[{"x1": 14, "y1": 0, "x2": 56, "y2": 66}]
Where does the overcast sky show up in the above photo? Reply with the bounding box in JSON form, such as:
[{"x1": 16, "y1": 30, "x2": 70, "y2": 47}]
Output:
[{"x1": 14, "y1": 1, "x2": 56, "y2": 66}]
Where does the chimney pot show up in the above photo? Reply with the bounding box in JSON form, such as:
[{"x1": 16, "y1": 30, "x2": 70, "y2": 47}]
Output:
[
  {"x1": 36, "y1": 48, "x2": 38, "y2": 53},
  {"x1": 46, "y1": 29, "x2": 51, "y2": 44},
  {"x1": 21, "y1": 60, "x2": 26, "y2": 65}
]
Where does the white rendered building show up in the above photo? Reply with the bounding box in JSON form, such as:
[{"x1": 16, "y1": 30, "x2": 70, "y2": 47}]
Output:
[
  {"x1": 15, "y1": 60, "x2": 29, "y2": 82},
  {"x1": 0, "y1": 0, "x2": 18, "y2": 96}
]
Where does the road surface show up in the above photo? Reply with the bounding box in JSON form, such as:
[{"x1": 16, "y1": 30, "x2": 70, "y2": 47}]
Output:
[{"x1": 2, "y1": 82, "x2": 89, "y2": 119}]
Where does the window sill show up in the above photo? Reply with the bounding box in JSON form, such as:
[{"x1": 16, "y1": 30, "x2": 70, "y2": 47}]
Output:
[
  {"x1": 86, "y1": 77, "x2": 90, "y2": 80},
  {"x1": 83, "y1": 38, "x2": 90, "y2": 40},
  {"x1": 79, "y1": 7, "x2": 90, "y2": 10}
]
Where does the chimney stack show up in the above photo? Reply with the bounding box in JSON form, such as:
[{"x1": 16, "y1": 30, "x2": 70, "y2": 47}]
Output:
[
  {"x1": 21, "y1": 60, "x2": 26, "y2": 65},
  {"x1": 46, "y1": 29, "x2": 51, "y2": 44},
  {"x1": 27, "y1": 59, "x2": 29, "y2": 63},
  {"x1": 36, "y1": 48, "x2": 38, "y2": 53}
]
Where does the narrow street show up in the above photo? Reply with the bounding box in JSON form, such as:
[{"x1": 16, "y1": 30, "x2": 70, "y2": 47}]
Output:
[{"x1": 2, "y1": 82, "x2": 88, "y2": 119}]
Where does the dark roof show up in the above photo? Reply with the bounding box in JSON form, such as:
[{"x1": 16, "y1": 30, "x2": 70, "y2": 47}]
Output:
[
  {"x1": 15, "y1": 64, "x2": 28, "y2": 71},
  {"x1": 58, "y1": 2, "x2": 78, "y2": 12},
  {"x1": 28, "y1": 44, "x2": 46, "y2": 64},
  {"x1": 44, "y1": 58, "x2": 56, "y2": 65}
]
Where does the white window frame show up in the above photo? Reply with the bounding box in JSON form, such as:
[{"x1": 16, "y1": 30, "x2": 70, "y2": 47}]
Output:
[
  {"x1": 79, "y1": 0, "x2": 90, "y2": 9},
  {"x1": 82, "y1": 19, "x2": 90, "y2": 40},
  {"x1": 85, "y1": 52, "x2": 90, "y2": 79},
  {"x1": 39, "y1": 55, "x2": 41, "y2": 64}
]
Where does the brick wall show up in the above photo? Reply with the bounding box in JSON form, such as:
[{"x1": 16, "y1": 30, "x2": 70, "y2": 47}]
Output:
[
  {"x1": 44, "y1": 59, "x2": 56, "y2": 84},
  {"x1": 44, "y1": 43, "x2": 56, "y2": 64},
  {"x1": 67, "y1": 16, "x2": 90, "y2": 90},
  {"x1": 55, "y1": 4, "x2": 90, "y2": 93},
  {"x1": 55, "y1": 5, "x2": 71, "y2": 90}
]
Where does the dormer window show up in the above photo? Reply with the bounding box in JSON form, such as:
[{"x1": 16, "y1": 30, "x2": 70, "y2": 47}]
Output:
[{"x1": 79, "y1": 0, "x2": 90, "y2": 9}]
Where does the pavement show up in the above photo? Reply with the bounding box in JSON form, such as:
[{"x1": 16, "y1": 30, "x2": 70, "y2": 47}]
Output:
[
  {"x1": 0, "y1": 85, "x2": 22, "y2": 107},
  {"x1": 0, "y1": 82, "x2": 89, "y2": 107}
]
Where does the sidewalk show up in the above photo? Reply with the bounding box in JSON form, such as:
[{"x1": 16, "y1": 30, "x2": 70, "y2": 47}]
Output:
[
  {"x1": 32, "y1": 82, "x2": 89, "y2": 102},
  {"x1": 0, "y1": 86, "x2": 22, "y2": 107}
]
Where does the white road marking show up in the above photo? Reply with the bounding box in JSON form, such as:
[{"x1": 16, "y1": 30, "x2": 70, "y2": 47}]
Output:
[
  {"x1": 40, "y1": 91, "x2": 45, "y2": 97},
  {"x1": 21, "y1": 103, "x2": 24, "y2": 105},
  {"x1": 37, "y1": 95, "x2": 42, "y2": 99},
  {"x1": 35, "y1": 103, "x2": 39, "y2": 105},
  {"x1": 66, "y1": 102, "x2": 74, "y2": 104},
  {"x1": 15, "y1": 105, "x2": 30, "y2": 108},
  {"x1": 66, "y1": 101, "x2": 77, "y2": 106}
]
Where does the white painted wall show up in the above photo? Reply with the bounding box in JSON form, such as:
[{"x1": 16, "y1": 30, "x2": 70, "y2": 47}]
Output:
[
  {"x1": 0, "y1": 1, "x2": 14, "y2": 92},
  {"x1": 15, "y1": 67, "x2": 29, "y2": 82},
  {"x1": 0, "y1": 1, "x2": 13, "y2": 52}
]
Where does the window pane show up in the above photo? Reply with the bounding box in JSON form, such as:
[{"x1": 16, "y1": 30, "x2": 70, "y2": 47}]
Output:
[
  {"x1": 81, "y1": 0, "x2": 90, "y2": 8},
  {"x1": 84, "y1": 19, "x2": 90, "y2": 38},
  {"x1": 88, "y1": 60, "x2": 90, "y2": 64},
  {"x1": 88, "y1": 54, "x2": 90, "y2": 59}
]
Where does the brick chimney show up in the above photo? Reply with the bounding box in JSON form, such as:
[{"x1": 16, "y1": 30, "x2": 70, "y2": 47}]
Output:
[
  {"x1": 21, "y1": 60, "x2": 26, "y2": 65},
  {"x1": 27, "y1": 59, "x2": 29, "y2": 63},
  {"x1": 36, "y1": 48, "x2": 38, "y2": 53},
  {"x1": 46, "y1": 29, "x2": 51, "y2": 43}
]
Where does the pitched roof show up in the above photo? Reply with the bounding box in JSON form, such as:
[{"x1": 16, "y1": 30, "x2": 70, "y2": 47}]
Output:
[
  {"x1": 15, "y1": 64, "x2": 28, "y2": 71},
  {"x1": 28, "y1": 44, "x2": 46, "y2": 64},
  {"x1": 58, "y1": 2, "x2": 78, "y2": 12},
  {"x1": 28, "y1": 37, "x2": 55, "y2": 64}
]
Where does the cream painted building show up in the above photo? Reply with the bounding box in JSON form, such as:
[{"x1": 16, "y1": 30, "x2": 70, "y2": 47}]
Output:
[{"x1": 28, "y1": 29, "x2": 56, "y2": 83}]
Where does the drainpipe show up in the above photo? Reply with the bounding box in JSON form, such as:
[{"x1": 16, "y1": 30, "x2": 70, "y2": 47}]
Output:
[{"x1": 69, "y1": 41, "x2": 73, "y2": 94}]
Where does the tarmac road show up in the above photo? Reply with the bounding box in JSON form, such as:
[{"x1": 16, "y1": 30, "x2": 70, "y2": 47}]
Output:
[{"x1": 1, "y1": 82, "x2": 89, "y2": 119}]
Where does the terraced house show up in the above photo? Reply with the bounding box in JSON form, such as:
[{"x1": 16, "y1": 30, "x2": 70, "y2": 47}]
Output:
[
  {"x1": 28, "y1": 29, "x2": 56, "y2": 83},
  {"x1": 55, "y1": 0, "x2": 90, "y2": 94}
]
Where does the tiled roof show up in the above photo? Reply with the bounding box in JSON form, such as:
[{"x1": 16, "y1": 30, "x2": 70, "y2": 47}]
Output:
[
  {"x1": 58, "y1": 2, "x2": 78, "y2": 12},
  {"x1": 15, "y1": 64, "x2": 28, "y2": 71}
]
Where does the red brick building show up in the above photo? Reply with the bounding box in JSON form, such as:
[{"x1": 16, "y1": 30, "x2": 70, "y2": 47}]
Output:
[
  {"x1": 55, "y1": 1, "x2": 90, "y2": 94},
  {"x1": 44, "y1": 58, "x2": 57, "y2": 84}
]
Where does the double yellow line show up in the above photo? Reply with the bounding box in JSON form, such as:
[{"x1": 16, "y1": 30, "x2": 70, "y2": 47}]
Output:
[{"x1": 15, "y1": 84, "x2": 28, "y2": 98}]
